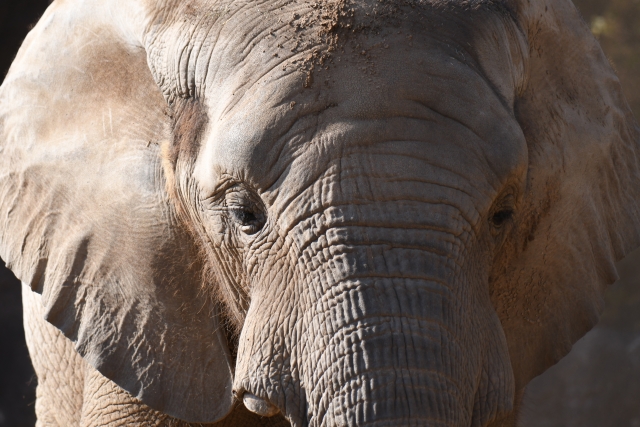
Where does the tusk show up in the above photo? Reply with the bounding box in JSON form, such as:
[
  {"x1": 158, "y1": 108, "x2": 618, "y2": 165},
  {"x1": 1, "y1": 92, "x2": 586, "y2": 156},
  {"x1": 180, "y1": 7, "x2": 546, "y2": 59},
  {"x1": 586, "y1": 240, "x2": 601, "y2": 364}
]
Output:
[{"x1": 242, "y1": 392, "x2": 281, "y2": 417}]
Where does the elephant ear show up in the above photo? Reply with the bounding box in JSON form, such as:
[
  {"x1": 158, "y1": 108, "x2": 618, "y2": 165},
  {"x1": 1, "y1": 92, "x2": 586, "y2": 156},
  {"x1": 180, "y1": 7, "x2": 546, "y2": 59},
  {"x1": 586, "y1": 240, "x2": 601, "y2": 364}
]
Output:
[
  {"x1": 492, "y1": 0, "x2": 640, "y2": 389},
  {"x1": 0, "y1": 0, "x2": 233, "y2": 422}
]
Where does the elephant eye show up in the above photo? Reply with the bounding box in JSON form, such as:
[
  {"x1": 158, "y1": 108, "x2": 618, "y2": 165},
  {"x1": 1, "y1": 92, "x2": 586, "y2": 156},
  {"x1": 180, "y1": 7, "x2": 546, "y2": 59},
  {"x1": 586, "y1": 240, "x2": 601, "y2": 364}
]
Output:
[
  {"x1": 490, "y1": 209, "x2": 514, "y2": 227},
  {"x1": 230, "y1": 208, "x2": 265, "y2": 235},
  {"x1": 233, "y1": 209, "x2": 256, "y2": 226},
  {"x1": 221, "y1": 185, "x2": 267, "y2": 235}
]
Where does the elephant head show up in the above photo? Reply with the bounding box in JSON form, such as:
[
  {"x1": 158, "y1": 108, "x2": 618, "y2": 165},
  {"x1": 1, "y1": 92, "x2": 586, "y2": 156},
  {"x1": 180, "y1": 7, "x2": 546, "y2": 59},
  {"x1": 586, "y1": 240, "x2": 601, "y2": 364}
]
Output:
[{"x1": 1, "y1": 0, "x2": 639, "y2": 425}]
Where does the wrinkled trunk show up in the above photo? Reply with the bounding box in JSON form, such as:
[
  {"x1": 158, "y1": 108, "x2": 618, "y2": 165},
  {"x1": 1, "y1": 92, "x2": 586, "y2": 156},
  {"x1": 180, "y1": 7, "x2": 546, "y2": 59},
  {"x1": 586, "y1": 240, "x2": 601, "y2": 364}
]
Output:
[{"x1": 235, "y1": 210, "x2": 515, "y2": 426}]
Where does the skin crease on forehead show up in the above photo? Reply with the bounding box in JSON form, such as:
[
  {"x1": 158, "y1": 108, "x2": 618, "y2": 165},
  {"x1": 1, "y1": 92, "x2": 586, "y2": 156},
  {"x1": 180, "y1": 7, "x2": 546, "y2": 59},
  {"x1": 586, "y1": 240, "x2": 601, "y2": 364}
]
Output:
[{"x1": 191, "y1": 2, "x2": 529, "y2": 224}]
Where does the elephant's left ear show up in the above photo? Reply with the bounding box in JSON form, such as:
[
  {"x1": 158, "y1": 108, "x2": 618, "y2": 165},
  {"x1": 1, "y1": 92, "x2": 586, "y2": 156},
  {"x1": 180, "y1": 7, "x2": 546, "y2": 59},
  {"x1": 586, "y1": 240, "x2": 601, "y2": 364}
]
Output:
[
  {"x1": 0, "y1": 0, "x2": 233, "y2": 422},
  {"x1": 494, "y1": 0, "x2": 640, "y2": 389}
]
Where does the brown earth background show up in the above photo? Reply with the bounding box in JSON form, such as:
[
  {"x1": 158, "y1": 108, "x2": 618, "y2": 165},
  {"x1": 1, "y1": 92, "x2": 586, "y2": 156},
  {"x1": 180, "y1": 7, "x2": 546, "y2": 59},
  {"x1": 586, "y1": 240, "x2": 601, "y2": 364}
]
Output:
[{"x1": 0, "y1": 1, "x2": 638, "y2": 426}]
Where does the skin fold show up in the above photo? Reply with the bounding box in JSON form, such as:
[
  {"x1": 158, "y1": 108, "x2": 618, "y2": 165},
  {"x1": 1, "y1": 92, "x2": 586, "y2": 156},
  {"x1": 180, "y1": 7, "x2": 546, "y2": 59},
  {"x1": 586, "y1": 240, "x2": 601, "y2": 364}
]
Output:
[
  {"x1": 1, "y1": 0, "x2": 640, "y2": 426},
  {"x1": 22, "y1": 285, "x2": 290, "y2": 427}
]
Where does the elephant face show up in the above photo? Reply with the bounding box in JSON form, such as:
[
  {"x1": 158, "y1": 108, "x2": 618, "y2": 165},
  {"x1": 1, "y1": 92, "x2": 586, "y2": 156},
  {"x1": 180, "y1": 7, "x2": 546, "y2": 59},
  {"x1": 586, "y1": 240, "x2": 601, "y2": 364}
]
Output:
[
  {"x1": 1, "y1": 0, "x2": 639, "y2": 426},
  {"x1": 166, "y1": 6, "x2": 529, "y2": 423}
]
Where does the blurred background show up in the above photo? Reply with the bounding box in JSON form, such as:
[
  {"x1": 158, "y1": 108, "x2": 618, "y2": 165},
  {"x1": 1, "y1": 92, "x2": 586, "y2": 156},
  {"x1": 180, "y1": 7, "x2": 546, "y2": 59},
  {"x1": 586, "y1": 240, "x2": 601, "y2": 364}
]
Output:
[{"x1": 0, "y1": 1, "x2": 639, "y2": 426}]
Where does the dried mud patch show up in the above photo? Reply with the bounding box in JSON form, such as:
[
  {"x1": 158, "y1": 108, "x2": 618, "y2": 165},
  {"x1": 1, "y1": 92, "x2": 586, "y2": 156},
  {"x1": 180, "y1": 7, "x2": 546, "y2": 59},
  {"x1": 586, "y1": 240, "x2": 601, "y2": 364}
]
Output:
[{"x1": 286, "y1": 0, "x2": 513, "y2": 89}]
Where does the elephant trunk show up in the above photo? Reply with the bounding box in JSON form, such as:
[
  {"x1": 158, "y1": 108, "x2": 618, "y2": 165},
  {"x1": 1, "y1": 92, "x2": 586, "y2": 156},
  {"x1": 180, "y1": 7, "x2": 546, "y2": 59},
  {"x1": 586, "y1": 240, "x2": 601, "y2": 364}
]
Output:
[
  {"x1": 234, "y1": 201, "x2": 515, "y2": 426},
  {"x1": 303, "y1": 278, "x2": 474, "y2": 426}
]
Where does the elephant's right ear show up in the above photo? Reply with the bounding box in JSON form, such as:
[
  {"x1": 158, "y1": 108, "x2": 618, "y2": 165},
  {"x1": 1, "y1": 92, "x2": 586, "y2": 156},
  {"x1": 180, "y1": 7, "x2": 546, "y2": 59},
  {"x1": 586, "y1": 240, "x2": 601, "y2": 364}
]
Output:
[
  {"x1": 494, "y1": 0, "x2": 640, "y2": 391},
  {"x1": 0, "y1": 0, "x2": 234, "y2": 422}
]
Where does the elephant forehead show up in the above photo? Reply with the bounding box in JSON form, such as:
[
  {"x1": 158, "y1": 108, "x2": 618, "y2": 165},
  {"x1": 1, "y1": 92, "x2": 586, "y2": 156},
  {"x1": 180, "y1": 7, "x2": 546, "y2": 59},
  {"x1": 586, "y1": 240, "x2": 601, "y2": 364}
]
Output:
[
  {"x1": 192, "y1": 1, "x2": 527, "y2": 199},
  {"x1": 194, "y1": 47, "x2": 526, "y2": 202}
]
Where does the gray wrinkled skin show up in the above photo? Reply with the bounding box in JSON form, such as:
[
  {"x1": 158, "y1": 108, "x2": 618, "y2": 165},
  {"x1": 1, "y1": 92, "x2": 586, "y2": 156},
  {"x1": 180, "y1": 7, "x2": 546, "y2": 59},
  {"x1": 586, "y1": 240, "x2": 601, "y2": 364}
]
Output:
[
  {"x1": 22, "y1": 284, "x2": 291, "y2": 427},
  {"x1": 1, "y1": 0, "x2": 640, "y2": 426}
]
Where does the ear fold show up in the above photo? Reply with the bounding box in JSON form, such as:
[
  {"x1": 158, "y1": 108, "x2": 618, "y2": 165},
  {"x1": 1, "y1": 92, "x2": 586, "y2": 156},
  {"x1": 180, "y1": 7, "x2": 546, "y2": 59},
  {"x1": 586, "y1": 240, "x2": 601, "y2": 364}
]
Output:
[
  {"x1": 492, "y1": 0, "x2": 640, "y2": 389},
  {"x1": 0, "y1": 0, "x2": 233, "y2": 422}
]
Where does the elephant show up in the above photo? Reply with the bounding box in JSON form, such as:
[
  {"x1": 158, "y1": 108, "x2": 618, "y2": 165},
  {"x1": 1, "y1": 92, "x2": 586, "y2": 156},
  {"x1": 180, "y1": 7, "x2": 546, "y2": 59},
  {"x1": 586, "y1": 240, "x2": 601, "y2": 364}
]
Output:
[{"x1": 1, "y1": 0, "x2": 639, "y2": 425}]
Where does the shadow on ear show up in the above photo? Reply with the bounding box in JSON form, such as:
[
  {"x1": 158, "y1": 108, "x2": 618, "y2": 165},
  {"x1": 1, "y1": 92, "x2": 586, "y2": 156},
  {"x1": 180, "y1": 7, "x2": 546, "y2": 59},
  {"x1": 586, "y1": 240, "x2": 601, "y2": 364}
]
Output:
[
  {"x1": 0, "y1": 0, "x2": 233, "y2": 423},
  {"x1": 491, "y1": 0, "x2": 640, "y2": 391}
]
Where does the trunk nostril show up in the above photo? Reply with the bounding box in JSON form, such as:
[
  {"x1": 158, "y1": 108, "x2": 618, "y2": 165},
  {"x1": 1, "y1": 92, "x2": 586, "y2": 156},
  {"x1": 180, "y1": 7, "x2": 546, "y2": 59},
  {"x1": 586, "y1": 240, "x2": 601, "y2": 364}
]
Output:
[{"x1": 242, "y1": 392, "x2": 281, "y2": 417}]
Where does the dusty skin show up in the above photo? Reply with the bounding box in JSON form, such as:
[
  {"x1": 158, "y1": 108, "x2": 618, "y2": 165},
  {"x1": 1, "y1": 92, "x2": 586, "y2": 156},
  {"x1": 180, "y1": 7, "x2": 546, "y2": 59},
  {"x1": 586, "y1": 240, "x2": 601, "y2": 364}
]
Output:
[{"x1": 1, "y1": 0, "x2": 639, "y2": 426}]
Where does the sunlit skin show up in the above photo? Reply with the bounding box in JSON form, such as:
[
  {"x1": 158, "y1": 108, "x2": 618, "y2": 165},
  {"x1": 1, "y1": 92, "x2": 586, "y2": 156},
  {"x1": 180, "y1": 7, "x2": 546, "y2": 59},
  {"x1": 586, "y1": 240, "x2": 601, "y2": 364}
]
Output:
[{"x1": 1, "y1": 0, "x2": 639, "y2": 426}]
